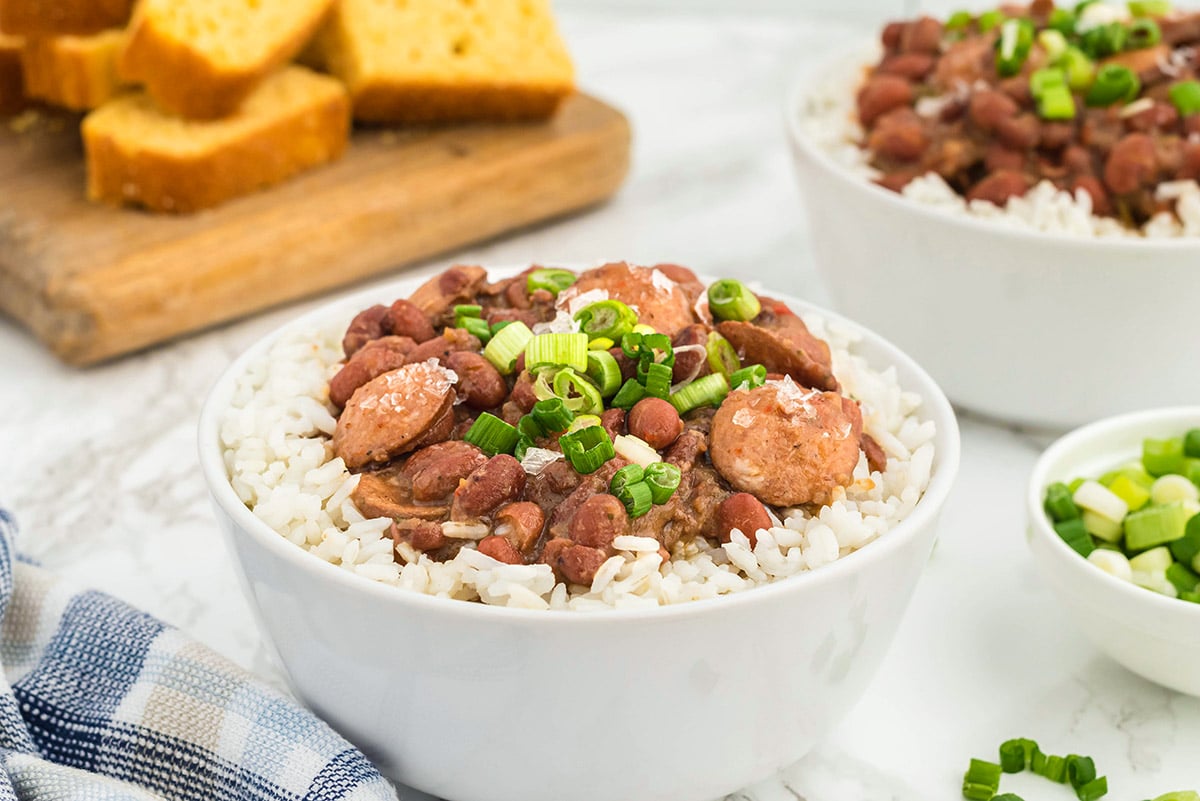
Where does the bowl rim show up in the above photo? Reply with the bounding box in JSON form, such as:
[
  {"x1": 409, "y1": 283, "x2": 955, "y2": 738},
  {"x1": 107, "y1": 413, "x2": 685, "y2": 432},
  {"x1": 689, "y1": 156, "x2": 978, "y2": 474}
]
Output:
[
  {"x1": 1026, "y1": 405, "x2": 1200, "y2": 620},
  {"x1": 783, "y1": 39, "x2": 1200, "y2": 252},
  {"x1": 198, "y1": 264, "x2": 961, "y2": 625}
]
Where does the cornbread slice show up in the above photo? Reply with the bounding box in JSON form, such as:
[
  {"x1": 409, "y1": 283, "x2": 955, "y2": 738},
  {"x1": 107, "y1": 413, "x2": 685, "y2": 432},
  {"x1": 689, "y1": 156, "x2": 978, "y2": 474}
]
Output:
[
  {"x1": 21, "y1": 30, "x2": 126, "y2": 111},
  {"x1": 118, "y1": 0, "x2": 335, "y2": 120},
  {"x1": 0, "y1": 0, "x2": 132, "y2": 36},
  {"x1": 0, "y1": 33, "x2": 24, "y2": 114},
  {"x1": 83, "y1": 66, "x2": 350, "y2": 213},
  {"x1": 315, "y1": 0, "x2": 575, "y2": 124}
]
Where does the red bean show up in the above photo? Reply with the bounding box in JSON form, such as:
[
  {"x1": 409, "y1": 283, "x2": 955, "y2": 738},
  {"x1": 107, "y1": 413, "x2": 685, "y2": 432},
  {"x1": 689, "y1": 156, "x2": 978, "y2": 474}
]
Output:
[
  {"x1": 995, "y1": 113, "x2": 1041, "y2": 151},
  {"x1": 857, "y1": 75, "x2": 914, "y2": 128},
  {"x1": 900, "y1": 16, "x2": 942, "y2": 54},
  {"x1": 879, "y1": 52, "x2": 936, "y2": 81},
  {"x1": 329, "y1": 336, "x2": 416, "y2": 407},
  {"x1": 478, "y1": 535, "x2": 524, "y2": 565},
  {"x1": 966, "y1": 171, "x2": 1031, "y2": 205},
  {"x1": 569, "y1": 495, "x2": 629, "y2": 550},
  {"x1": 495, "y1": 502, "x2": 545, "y2": 553},
  {"x1": 867, "y1": 109, "x2": 927, "y2": 162},
  {"x1": 406, "y1": 328, "x2": 482, "y2": 366},
  {"x1": 968, "y1": 90, "x2": 1018, "y2": 134},
  {"x1": 1176, "y1": 140, "x2": 1200, "y2": 181},
  {"x1": 409, "y1": 521, "x2": 446, "y2": 552},
  {"x1": 1126, "y1": 102, "x2": 1180, "y2": 134},
  {"x1": 984, "y1": 143, "x2": 1026, "y2": 173},
  {"x1": 1039, "y1": 122, "x2": 1075, "y2": 152},
  {"x1": 446, "y1": 351, "x2": 507, "y2": 410},
  {"x1": 403, "y1": 441, "x2": 487, "y2": 502},
  {"x1": 1184, "y1": 115, "x2": 1200, "y2": 138},
  {"x1": 342, "y1": 304, "x2": 389, "y2": 358},
  {"x1": 386, "y1": 299, "x2": 436, "y2": 343},
  {"x1": 881, "y1": 21, "x2": 904, "y2": 52},
  {"x1": 1104, "y1": 133, "x2": 1158, "y2": 195},
  {"x1": 451, "y1": 455, "x2": 527, "y2": 520},
  {"x1": 628, "y1": 398, "x2": 684, "y2": 450},
  {"x1": 1071, "y1": 175, "x2": 1112, "y2": 216},
  {"x1": 1062, "y1": 145, "x2": 1094, "y2": 175},
  {"x1": 874, "y1": 171, "x2": 919, "y2": 193},
  {"x1": 555, "y1": 542, "x2": 608, "y2": 586},
  {"x1": 716, "y1": 493, "x2": 773, "y2": 547},
  {"x1": 600, "y1": 408, "x2": 626, "y2": 441}
]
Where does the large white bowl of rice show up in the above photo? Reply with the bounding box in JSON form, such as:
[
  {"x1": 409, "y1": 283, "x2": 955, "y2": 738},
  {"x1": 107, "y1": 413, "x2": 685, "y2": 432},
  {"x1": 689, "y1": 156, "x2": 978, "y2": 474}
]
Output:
[
  {"x1": 786, "y1": 37, "x2": 1200, "y2": 430},
  {"x1": 198, "y1": 266, "x2": 959, "y2": 801}
]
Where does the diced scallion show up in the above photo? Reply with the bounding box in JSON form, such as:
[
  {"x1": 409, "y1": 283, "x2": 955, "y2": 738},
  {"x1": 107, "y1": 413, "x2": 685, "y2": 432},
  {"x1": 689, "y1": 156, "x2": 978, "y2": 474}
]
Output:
[
  {"x1": 1045, "y1": 482, "x2": 1081, "y2": 522},
  {"x1": 1128, "y1": 0, "x2": 1172, "y2": 15},
  {"x1": 483, "y1": 321, "x2": 534, "y2": 374},
  {"x1": 962, "y1": 759, "x2": 1002, "y2": 800},
  {"x1": 558, "y1": 425, "x2": 614, "y2": 474},
  {"x1": 1143, "y1": 437, "x2": 1185, "y2": 476},
  {"x1": 706, "y1": 279, "x2": 761, "y2": 321},
  {"x1": 574, "y1": 299, "x2": 637, "y2": 341},
  {"x1": 1169, "y1": 80, "x2": 1200, "y2": 115},
  {"x1": 585, "y1": 350, "x2": 623, "y2": 397},
  {"x1": 1124, "y1": 501, "x2": 1191, "y2": 551},
  {"x1": 1149, "y1": 474, "x2": 1199, "y2": 505},
  {"x1": 644, "y1": 462, "x2": 682, "y2": 504},
  {"x1": 610, "y1": 378, "x2": 646, "y2": 410},
  {"x1": 1072, "y1": 480, "x2": 1129, "y2": 523},
  {"x1": 670, "y1": 373, "x2": 730, "y2": 415},
  {"x1": 706, "y1": 331, "x2": 740, "y2": 377},
  {"x1": 526, "y1": 268, "x2": 576, "y2": 296},
  {"x1": 525, "y1": 332, "x2": 589, "y2": 373},
  {"x1": 463, "y1": 413, "x2": 520, "y2": 456}
]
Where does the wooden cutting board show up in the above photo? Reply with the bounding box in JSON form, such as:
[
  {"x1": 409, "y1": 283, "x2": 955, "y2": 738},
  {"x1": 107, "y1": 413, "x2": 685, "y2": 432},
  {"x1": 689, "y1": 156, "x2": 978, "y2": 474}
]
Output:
[{"x1": 0, "y1": 93, "x2": 631, "y2": 365}]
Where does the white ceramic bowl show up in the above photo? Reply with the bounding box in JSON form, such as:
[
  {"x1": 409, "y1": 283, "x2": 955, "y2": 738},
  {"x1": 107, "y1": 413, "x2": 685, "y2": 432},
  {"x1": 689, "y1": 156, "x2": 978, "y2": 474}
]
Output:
[
  {"x1": 785, "y1": 45, "x2": 1200, "y2": 430},
  {"x1": 198, "y1": 270, "x2": 961, "y2": 801},
  {"x1": 1027, "y1": 406, "x2": 1200, "y2": 696}
]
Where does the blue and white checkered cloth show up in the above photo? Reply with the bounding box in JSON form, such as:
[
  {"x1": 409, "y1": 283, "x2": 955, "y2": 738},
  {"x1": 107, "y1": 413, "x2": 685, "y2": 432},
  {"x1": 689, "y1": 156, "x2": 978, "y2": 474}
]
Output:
[{"x1": 0, "y1": 509, "x2": 397, "y2": 801}]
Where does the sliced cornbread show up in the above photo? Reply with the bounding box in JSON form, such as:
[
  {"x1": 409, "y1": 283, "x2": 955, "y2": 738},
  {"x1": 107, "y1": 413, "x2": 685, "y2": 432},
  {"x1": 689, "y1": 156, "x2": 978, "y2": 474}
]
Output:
[
  {"x1": 315, "y1": 0, "x2": 575, "y2": 124},
  {"x1": 0, "y1": 33, "x2": 24, "y2": 113},
  {"x1": 0, "y1": 0, "x2": 133, "y2": 36},
  {"x1": 118, "y1": 0, "x2": 335, "y2": 120},
  {"x1": 21, "y1": 30, "x2": 126, "y2": 111},
  {"x1": 83, "y1": 66, "x2": 350, "y2": 213}
]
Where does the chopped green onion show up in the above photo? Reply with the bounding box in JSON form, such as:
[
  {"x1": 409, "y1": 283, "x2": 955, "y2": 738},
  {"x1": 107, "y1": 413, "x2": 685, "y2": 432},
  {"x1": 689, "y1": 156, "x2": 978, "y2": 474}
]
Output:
[
  {"x1": 1076, "y1": 777, "x2": 1107, "y2": 801},
  {"x1": 459, "y1": 316, "x2": 492, "y2": 344},
  {"x1": 574, "y1": 299, "x2": 637, "y2": 341},
  {"x1": 585, "y1": 350, "x2": 623, "y2": 397},
  {"x1": 588, "y1": 336, "x2": 615, "y2": 351},
  {"x1": 525, "y1": 332, "x2": 588, "y2": 373},
  {"x1": 945, "y1": 10, "x2": 972, "y2": 31},
  {"x1": 644, "y1": 462, "x2": 682, "y2": 505},
  {"x1": 1107, "y1": 474, "x2": 1151, "y2": 511},
  {"x1": 609, "y1": 464, "x2": 645, "y2": 496},
  {"x1": 1036, "y1": 754, "x2": 1067, "y2": 782},
  {"x1": 490, "y1": 319, "x2": 514, "y2": 336},
  {"x1": 514, "y1": 435, "x2": 534, "y2": 461},
  {"x1": 1124, "y1": 501, "x2": 1191, "y2": 551},
  {"x1": 1000, "y1": 738, "x2": 1038, "y2": 773},
  {"x1": 483, "y1": 321, "x2": 534, "y2": 375},
  {"x1": 1065, "y1": 755, "x2": 1097, "y2": 788},
  {"x1": 558, "y1": 424, "x2": 614, "y2": 474},
  {"x1": 1049, "y1": 8, "x2": 1077, "y2": 36},
  {"x1": 1169, "y1": 80, "x2": 1200, "y2": 116},
  {"x1": 1129, "y1": 0, "x2": 1171, "y2": 15},
  {"x1": 1165, "y1": 561, "x2": 1200, "y2": 594},
  {"x1": 552, "y1": 368, "x2": 604, "y2": 416},
  {"x1": 1086, "y1": 64, "x2": 1139, "y2": 106},
  {"x1": 963, "y1": 758, "x2": 1002, "y2": 801},
  {"x1": 707, "y1": 279, "x2": 762, "y2": 322},
  {"x1": 620, "y1": 331, "x2": 643, "y2": 360},
  {"x1": 978, "y1": 9, "x2": 1006, "y2": 32},
  {"x1": 1039, "y1": 85, "x2": 1077, "y2": 120},
  {"x1": 1060, "y1": 46, "x2": 1096, "y2": 91},
  {"x1": 639, "y1": 333, "x2": 675, "y2": 369},
  {"x1": 531, "y1": 397, "x2": 574, "y2": 433},
  {"x1": 1056, "y1": 518, "x2": 1097, "y2": 557},
  {"x1": 1169, "y1": 514, "x2": 1200, "y2": 564},
  {"x1": 526, "y1": 268, "x2": 576, "y2": 296},
  {"x1": 631, "y1": 323, "x2": 657, "y2": 336},
  {"x1": 613, "y1": 433, "x2": 662, "y2": 467},
  {"x1": 1184, "y1": 428, "x2": 1200, "y2": 458},
  {"x1": 1039, "y1": 29, "x2": 1069, "y2": 60},
  {"x1": 1081, "y1": 509, "x2": 1123, "y2": 543},
  {"x1": 1031, "y1": 67, "x2": 1066, "y2": 100},
  {"x1": 996, "y1": 18, "x2": 1035, "y2": 77},
  {"x1": 670, "y1": 373, "x2": 730, "y2": 415},
  {"x1": 730, "y1": 364, "x2": 767, "y2": 391},
  {"x1": 1080, "y1": 22, "x2": 1128, "y2": 59},
  {"x1": 453, "y1": 304, "x2": 482, "y2": 319},
  {"x1": 991, "y1": 796, "x2": 1026, "y2": 801},
  {"x1": 1181, "y1": 591, "x2": 1200, "y2": 603},
  {"x1": 610, "y1": 378, "x2": 646, "y2": 410},
  {"x1": 564, "y1": 414, "x2": 602, "y2": 435},
  {"x1": 517, "y1": 414, "x2": 544, "y2": 440},
  {"x1": 706, "y1": 331, "x2": 740, "y2": 377},
  {"x1": 643, "y1": 362, "x2": 674, "y2": 399},
  {"x1": 1150, "y1": 474, "x2": 1199, "y2": 505},
  {"x1": 1129, "y1": 545, "x2": 1173, "y2": 573},
  {"x1": 1127, "y1": 17, "x2": 1162, "y2": 49},
  {"x1": 1045, "y1": 482, "x2": 1081, "y2": 522},
  {"x1": 616, "y1": 480, "x2": 653, "y2": 518},
  {"x1": 1144, "y1": 437, "x2": 1185, "y2": 476},
  {"x1": 462, "y1": 413, "x2": 520, "y2": 456}
]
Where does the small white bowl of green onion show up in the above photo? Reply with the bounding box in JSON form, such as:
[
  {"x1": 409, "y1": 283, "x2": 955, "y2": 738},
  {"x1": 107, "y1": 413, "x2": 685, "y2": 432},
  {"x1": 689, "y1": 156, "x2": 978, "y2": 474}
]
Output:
[{"x1": 1027, "y1": 407, "x2": 1200, "y2": 696}]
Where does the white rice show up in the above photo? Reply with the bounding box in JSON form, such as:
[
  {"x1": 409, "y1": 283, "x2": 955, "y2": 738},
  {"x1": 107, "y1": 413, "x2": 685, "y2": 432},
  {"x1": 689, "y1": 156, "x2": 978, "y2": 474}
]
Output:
[
  {"x1": 220, "y1": 314, "x2": 936, "y2": 611},
  {"x1": 798, "y1": 55, "x2": 1200, "y2": 238}
]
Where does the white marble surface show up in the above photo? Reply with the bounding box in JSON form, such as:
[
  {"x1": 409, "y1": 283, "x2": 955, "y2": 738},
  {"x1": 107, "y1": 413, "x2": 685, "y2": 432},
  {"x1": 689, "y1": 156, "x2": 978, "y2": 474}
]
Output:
[{"x1": 2, "y1": 9, "x2": 1198, "y2": 801}]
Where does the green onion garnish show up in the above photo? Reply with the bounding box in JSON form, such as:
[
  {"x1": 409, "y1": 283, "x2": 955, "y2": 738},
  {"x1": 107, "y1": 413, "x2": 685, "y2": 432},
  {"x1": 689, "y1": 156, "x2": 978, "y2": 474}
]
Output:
[
  {"x1": 616, "y1": 480, "x2": 653, "y2": 518},
  {"x1": 564, "y1": 414, "x2": 602, "y2": 435},
  {"x1": 611, "y1": 378, "x2": 646, "y2": 410},
  {"x1": 1085, "y1": 64, "x2": 1140, "y2": 107},
  {"x1": 1080, "y1": 22, "x2": 1128, "y2": 59},
  {"x1": 551, "y1": 367, "x2": 604, "y2": 416},
  {"x1": 1076, "y1": 778, "x2": 1108, "y2": 801},
  {"x1": 978, "y1": 9, "x2": 1006, "y2": 32},
  {"x1": 483, "y1": 321, "x2": 534, "y2": 375},
  {"x1": 585, "y1": 349, "x2": 622, "y2": 397},
  {"x1": 1049, "y1": 8, "x2": 1077, "y2": 36},
  {"x1": 463, "y1": 413, "x2": 520, "y2": 456},
  {"x1": 1044, "y1": 482, "x2": 1081, "y2": 522},
  {"x1": 996, "y1": 18, "x2": 1035, "y2": 77},
  {"x1": 531, "y1": 397, "x2": 574, "y2": 434},
  {"x1": 644, "y1": 462, "x2": 682, "y2": 505},
  {"x1": 490, "y1": 319, "x2": 514, "y2": 336},
  {"x1": 518, "y1": 414, "x2": 545, "y2": 440},
  {"x1": 707, "y1": 279, "x2": 761, "y2": 322},
  {"x1": 559, "y1": 424, "x2": 615, "y2": 474},
  {"x1": 1184, "y1": 428, "x2": 1200, "y2": 457},
  {"x1": 588, "y1": 336, "x2": 614, "y2": 351},
  {"x1": 1038, "y1": 86, "x2": 1076, "y2": 120},
  {"x1": 963, "y1": 759, "x2": 1002, "y2": 801},
  {"x1": 1065, "y1": 755, "x2": 1097, "y2": 788},
  {"x1": 1059, "y1": 46, "x2": 1096, "y2": 91},
  {"x1": 1031, "y1": 67, "x2": 1067, "y2": 100},
  {"x1": 1127, "y1": 17, "x2": 1162, "y2": 49},
  {"x1": 643, "y1": 362, "x2": 674, "y2": 399},
  {"x1": 730, "y1": 363, "x2": 767, "y2": 391},
  {"x1": 525, "y1": 332, "x2": 589, "y2": 373},
  {"x1": 453, "y1": 304, "x2": 482, "y2": 319},
  {"x1": 609, "y1": 464, "x2": 645, "y2": 496},
  {"x1": 459, "y1": 316, "x2": 492, "y2": 344},
  {"x1": 1129, "y1": 0, "x2": 1171, "y2": 16},
  {"x1": 526, "y1": 268, "x2": 576, "y2": 296},
  {"x1": 706, "y1": 331, "x2": 740, "y2": 377},
  {"x1": 991, "y1": 796, "x2": 1026, "y2": 801},
  {"x1": 945, "y1": 10, "x2": 972, "y2": 30},
  {"x1": 1170, "y1": 514, "x2": 1200, "y2": 564},
  {"x1": 670, "y1": 373, "x2": 730, "y2": 415},
  {"x1": 1143, "y1": 437, "x2": 1185, "y2": 476},
  {"x1": 574, "y1": 299, "x2": 637, "y2": 341},
  {"x1": 1169, "y1": 80, "x2": 1200, "y2": 116},
  {"x1": 1038, "y1": 29, "x2": 1069, "y2": 60},
  {"x1": 638, "y1": 333, "x2": 675, "y2": 369},
  {"x1": 1000, "y1": 738, "x2": 1038, "y2": 773},
  {"x1": 1055, "y1": 518, "x2": 1096, "y2": 557}
]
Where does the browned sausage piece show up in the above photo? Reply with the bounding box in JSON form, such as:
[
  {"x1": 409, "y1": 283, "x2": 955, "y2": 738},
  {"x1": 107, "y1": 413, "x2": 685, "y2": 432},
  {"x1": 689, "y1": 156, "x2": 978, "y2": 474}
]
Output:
[
  {"x1": 569, "y1": 495, "x2": 629, "y2": 550},
  {"x1": 1104, "y1": 44, "x2": 1170, "y2": 84},
  {"x1": 900, "y1": 16, "x2": 942, "y2": 54},
  {"x1": 717, "y1": 315, "x2": 837, "y2": 392},
  {"x1": 402, "y1": 441, "x2": 488, "y2": 502},
  {"x1": 628, "y1": 398, "x2": 684, "y2": 450},
  {"x1": 332, "y1": 361, "x2": 458, "y2": 470},
  {"x1": 709, "y1": 382, "x2": 863, "y2": 507},
  {"x1": 451, "y1": 455, "x2": 527, "y2": 521},
  {"x1": 1104, "y1": 133, "x2": 1158, "y2": 195},
  {"x1": 968, "y1": 90, "x2": 1019, "y2": 134},
  {"x1": 651, "y1": 263, "x2": 706, "y2": 306},
  {"x1": 861, "y1": 434, "x2": 888, "y2": 474},
  {"x1": 445, "y1": 351, "x2": 507, "y2": 410},
  {"x1": 878, "y1": 52, "x2": 935, "y2": 81},
  {"x1": 353, "y1": 471, "x2": 448, "y2": 521},
  {"x1": 716, "y1": 493, "x2": 774, "y2": 547},
  {"x1": 343, "y1": 304, "x2": 389, "y2": 358},
  {"x1": 330, "y1": 336, "x2": 417, "y2": 408},
  {"x1": 562, "y1": 262, "x2": 698, "y2": 338},
  {"x1": 408, "y1": 265, "x2": 488, "y2": 322},
  {"x1": 965, "y1": 170, "x2": 1031, "y2": 205},
  {"x1": 406, "y1": 328, "x2": 483, "y2": 366},
  {"x1": 857, "y1": 74, "x2": 914, "y2": 128},
  {"x1": 495, "y1": 502, "x2": 545, "y2": 554},
  {"x1": 386, "y1": 299, "x2": 436, "y2": 344},
  {"x1": 478, "y1": 535, "x2": 524, "y2": 564},
  {"x1": 867, "y1": 108, "x2": 927, "y2": 162}
]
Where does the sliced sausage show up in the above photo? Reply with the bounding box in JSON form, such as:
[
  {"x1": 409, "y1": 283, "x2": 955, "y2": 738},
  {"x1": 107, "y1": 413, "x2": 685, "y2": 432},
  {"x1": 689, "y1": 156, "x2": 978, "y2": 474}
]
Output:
[
  {"x1": 405, "y1": 328, "x2": 482, "y2": 366},
  {"x1": 709, "y1": 382, "x2": 863, "y2": 507},
  {"x1": 861, "y1": 434, "x2": 888, "y2": 474},
  {"x1": 353, "y1": 471, "x2": 448, "y2": 521},
  {"x1": 857, "y1": 74, "x2": 914, "y2": 128},
  {"x1": 569, "y1": 494, "x2": 630, "y2": 550},
  {"x1": 445, "y1": 351, "x2": 507, "y2": 410},
  {"x1": 627, "y1": 398, "x2": 683, "y2": 450},
  {"x1": 478, "y1": 535, "x2": 524, "y2": 565},
  {"x1": 717, "y1": 312, "x2": 837, "y2": 392},
  {"x1": 385, "y1": 299, "x2": 436, "y2": 343},
  {"x1": 1104, "y1": 133, "x2": 1158, "y2": 195},
  {"x1": 560, "y1": 262, "x2": 698, "y2": 337},
  {"x1": 408, "y1": 265, "x2": 488, "y2": 322},
  {"x1": 451, "y1": 455, "x2": 527, "y2": 520},
  {"x1": 342, "y1": 304, "x2": 389, "y2": 358},
  {"x1": 651, "y1": 263, "x2": 706, "y2": 306},
  {"x1": 330, "y1": 336, "x2": 417, "y2": 408},
  {"x1": 495, "y1": 501, "x2": 545, "y2": 554},
  {"x1": 716, "y1": 493, "x2": 774, "y2": 546},
  {"x1": 332, "y1": 361, "x2": 458, "y2": 469},
  {"x1": 401, "y1": 441, "x2": 488, "y2": 502}
]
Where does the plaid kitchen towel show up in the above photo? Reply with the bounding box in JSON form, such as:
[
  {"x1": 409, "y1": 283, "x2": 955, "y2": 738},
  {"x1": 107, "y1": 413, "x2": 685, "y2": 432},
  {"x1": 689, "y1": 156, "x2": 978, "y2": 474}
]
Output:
[{"x1": 0, "y1": 509, "x2": 397, "y2": 801}]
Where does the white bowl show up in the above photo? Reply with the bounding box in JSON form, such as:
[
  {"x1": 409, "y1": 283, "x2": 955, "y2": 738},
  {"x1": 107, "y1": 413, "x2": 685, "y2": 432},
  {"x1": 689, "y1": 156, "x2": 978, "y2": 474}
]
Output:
[
  {"x1": 1027, "y1": 406, "x2": 1200, "y2": 696},
  {"x1": 785, "y1": 45, "x2": 1200, "y2": 430},
  {"x1": 198, "y1": 270, "x2": 961, "y2": 801}
]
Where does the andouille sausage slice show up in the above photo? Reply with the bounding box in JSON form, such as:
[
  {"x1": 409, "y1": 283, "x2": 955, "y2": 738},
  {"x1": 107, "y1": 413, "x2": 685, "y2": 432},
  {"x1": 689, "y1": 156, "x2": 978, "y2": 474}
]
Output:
[
  {"x1": 401, "y1": 441, "x2": 488, "y2": 502},
  {"x1": 408, "y1": 265, "x2": 488, "y2": 321},
  {"x1": 709, "y1": 381, "x2": 863, "y2": 507},
  {"x1": 353, "y1": 471, "x2": 448, "y2": 521},
  {"x1": 406, "y1": 328, "x2": 482, "y2": 366},
  {"x1": 329, "y1": 336, "x2": 417, "y2": 408},
  {"x1": 332, "y1": 361, "x2": 458, "y2": 469},
  {"x1": 561, "y1": 262, "x2": 697, "y2": 337},
  {"x1": 717, "y1": 315, "x2": 837, "y2": 392}
]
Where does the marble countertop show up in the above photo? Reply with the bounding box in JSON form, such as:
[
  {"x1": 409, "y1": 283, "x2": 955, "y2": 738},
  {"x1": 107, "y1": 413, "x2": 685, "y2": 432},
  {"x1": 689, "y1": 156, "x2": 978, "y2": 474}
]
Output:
[{"x1": 2, "y1": 9, "x2": 1197, "y2": 801}]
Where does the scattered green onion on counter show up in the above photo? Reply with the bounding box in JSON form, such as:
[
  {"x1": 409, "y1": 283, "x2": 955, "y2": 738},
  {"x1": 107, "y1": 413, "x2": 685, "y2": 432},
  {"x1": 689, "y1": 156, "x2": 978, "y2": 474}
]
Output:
[
  {"x1": 964, "y1": 739, "x2": 1109, "y2": 801},
  {"x1": 962, "y1": 759, "x2": 1002, "y2": 800},
  {"x1": 1168, "y1": 80, "x2": 1200, "y2": 116},
  {"x1": 706, "y1": 279, "x2": 761, "y2": 322},
  {"x1": 525, "y1": 267, "x2": 576, "y2": 296},
  {"x1": 463, "y1": 413, "x2": 521, "y2": 456}
]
